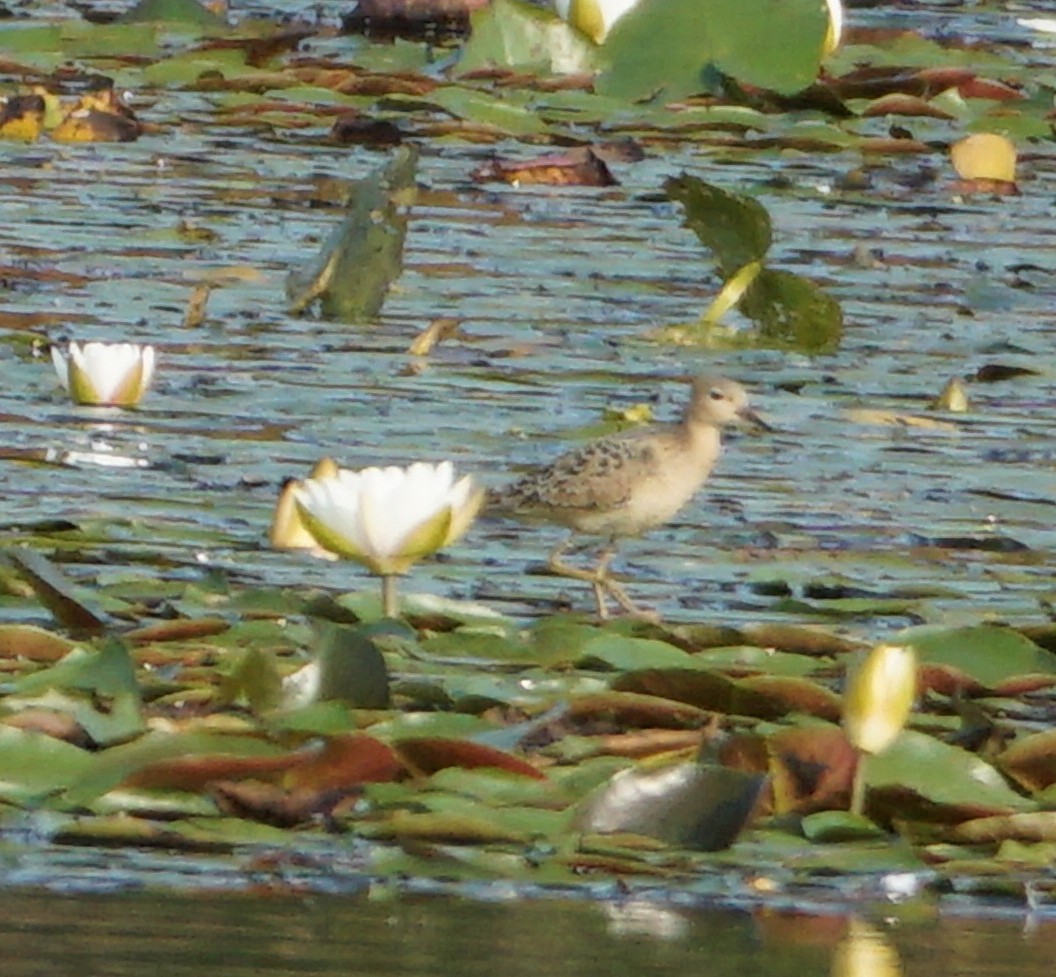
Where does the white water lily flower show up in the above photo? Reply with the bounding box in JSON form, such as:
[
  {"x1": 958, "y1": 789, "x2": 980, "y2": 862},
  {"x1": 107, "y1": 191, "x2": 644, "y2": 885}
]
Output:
[
  {"x1": 51, "y1": 341, "x2": 156, "y2": 406},
  {"x1": 294, "y1": 461, "x2": 484, "y2": 616}
]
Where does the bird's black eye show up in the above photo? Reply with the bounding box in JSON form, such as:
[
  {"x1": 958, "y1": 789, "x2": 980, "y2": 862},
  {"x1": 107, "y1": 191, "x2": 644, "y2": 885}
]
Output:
[{"x1": 708, "y1": 388, "x2": 725, "y2": 401}]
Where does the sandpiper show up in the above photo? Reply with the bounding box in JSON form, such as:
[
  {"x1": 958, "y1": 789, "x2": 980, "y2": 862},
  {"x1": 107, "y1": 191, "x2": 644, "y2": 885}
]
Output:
[{"x1": 491, "y1": 375, "x2": 767, "y2": 619}]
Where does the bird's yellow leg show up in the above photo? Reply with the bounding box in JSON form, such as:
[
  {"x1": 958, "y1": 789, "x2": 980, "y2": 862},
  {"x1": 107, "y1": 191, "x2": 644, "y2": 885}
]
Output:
[
  {"x1": 547, "y1": 535, "x2": 612, "y2": 618},
  {"x1": 546, "y1": 535, "x2": 595, "y2": 582},
  {"x1": 596, "y1": 544, "x2": 660, "y2": 622}
]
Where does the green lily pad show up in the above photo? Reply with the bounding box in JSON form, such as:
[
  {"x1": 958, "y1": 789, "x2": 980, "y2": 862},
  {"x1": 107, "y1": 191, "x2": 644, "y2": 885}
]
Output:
[
  {"x1": 0, "y1": 726, "x2": 94, "y2": 805},
  {"x1": 459, "y1": 0, "x2": 598, "y2": 76},
  {"x1": 576, "y1": 634, "x2": 694, "y2": 671},
  {"x1": 868, "y1": 730, "x2": 1035, "y2": 818},
  {"x1": 899, "y1": 625, "x2": 1056, "y2": 690},
  {"x1": 599, "y1": 0, "x2": 828, "y2": 100}
]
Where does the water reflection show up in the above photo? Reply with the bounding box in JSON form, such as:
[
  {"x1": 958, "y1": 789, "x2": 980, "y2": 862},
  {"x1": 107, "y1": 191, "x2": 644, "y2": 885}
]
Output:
[{"x1": 2, "y1": 891, "x2": 1056, "y2": 977}]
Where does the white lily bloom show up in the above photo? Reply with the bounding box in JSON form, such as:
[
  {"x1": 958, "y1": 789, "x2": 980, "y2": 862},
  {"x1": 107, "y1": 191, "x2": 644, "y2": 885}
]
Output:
[
  {"x1": 51, "y1": 341, "x2": 156, "y2": 406},
  {"x1": 294, "y1": 461, "x2": 484, "y2": 578},
  {"x1": 843, "y1": 644, "x2": 917, "y2": 755}
]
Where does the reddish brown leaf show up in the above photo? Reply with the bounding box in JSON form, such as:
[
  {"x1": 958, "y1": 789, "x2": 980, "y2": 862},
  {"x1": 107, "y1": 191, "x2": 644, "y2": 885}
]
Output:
[
  {"x1": 3, "y1": 709, "x2": 90, "y2": 746},
  {"x1": 283, "y1": 735, "x2": 404, "y2": 792},
  {"x1": 471, "y1": 148, "x2": 618, "y2": 187},
  {"x1": 997, "y1": 728, "x2": 1056, "y2": 792},
  {"x1": 395, "y1": 737, "x2": 546, "y2": 780},
  {"x1": 592, "y1": 729, "x2": 703, "y2": 758},
  {"x1": 861, "y1": 94, "x2": 956, "y2": 119},
  {"x1": 768, "y1": 726, "x2": 856, "y2": 815},
  {"x1": 917, "y1": 663, "x2": 986, "y2": 696},
  {"x1": 956, "y1": 78, "x2": 1023, "y2": 101},
  {"x1": 211, "y1": 781, "x2": 325, "y2": 827},
  {"x1": 124, "y1": 617, "x2": 231, "y2": 644},
  {"x1": 735, "y1": 676, "x2": 843, "y2": 722},
  {"x1": 0, "y1": 624, "x2": 77, "y2": 662},
  {"x1": 829, "y1": 65, "x2": 975, "y2": 102},
  {"x1": 123, "y1": 744, "x2": 321, "y2": 791},
  {"x1": 993, "y1": 675, "x2": 1056, "y2": 696},
  {"x1": 565, "y1": 691, "x2": 710, "y2": 728}
]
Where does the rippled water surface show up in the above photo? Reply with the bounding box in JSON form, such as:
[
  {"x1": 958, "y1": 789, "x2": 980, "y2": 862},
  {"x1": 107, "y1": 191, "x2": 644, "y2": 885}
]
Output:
[
  {"x1": 4, "y1": 885, "x2": 1056, "y2": 977},
  {"x1": 1, "y1": 2, "x2": 1056, "y2": 954},
  {"x1": 3, "y1": 0, "x2": 1056, "y2": 632}
]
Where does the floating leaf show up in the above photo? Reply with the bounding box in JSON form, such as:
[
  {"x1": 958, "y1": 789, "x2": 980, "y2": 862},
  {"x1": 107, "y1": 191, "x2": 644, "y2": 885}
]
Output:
[
  {"x1": 64, "y1": 732, "x2": 294, "y2": 806},
  {"x1": 900, "y1": 625, "x2": 1056, "y2": 692},
  {"x1": 395, "y1": 737, "x2": 546, "y2": 780},
  {"x1": 0, "y1": 725, "x2": 94, "y2": 804},
  {"x1": 997, "y1": 729, "x2": 1056, "y2": 793},
  {"x1": 459, "y1": 0, "x2": 598, "y2": 76},
  {"x1": 218, "y1": 646, "x2": 283, "y2": 714},
  {"x1": 283, "y1": 734, "x2": 404, "y2": 792},
  {"x1": 13, "y1": 640, "x2": 144, "y2": 747},
  {"x1": 599, "y1": 0, "x2": 829, "y2": 100},
  {"x1": 768, "y1": 725, "x2": 856, "y2": 814},
  {"x1": 0, "y1": 624, "x2": 76, "y2": 662},
  {"x1": 800, "y1": 810, "x2": 887, "y2": 843},
  {"x1": 950, "y1": 812, "x2": 1056, "y2": 845},
  {"x1": 577, "y1": 634, "x2": 694, "y2": 671},
  {"x1": 572, "y1": 758, "x2": 765, "y2": 850},
  {"x1": 867, "y1": 730, "x2": 1035, "y2": 822}
]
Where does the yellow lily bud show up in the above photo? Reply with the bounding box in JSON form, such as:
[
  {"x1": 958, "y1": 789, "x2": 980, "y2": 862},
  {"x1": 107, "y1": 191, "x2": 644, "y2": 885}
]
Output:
[
  {"x1": 843, "y1": 644, "x2": 917, "y2": 755},
  {"x1": 554, "y1": 0, "x2": 640, "y2": 45},
  {"x1": 823, "y1": 0, "x2": 844, "y2": 56}
]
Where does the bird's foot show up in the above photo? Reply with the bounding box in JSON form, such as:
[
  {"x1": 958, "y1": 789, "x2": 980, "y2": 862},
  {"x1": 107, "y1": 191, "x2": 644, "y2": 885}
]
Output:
[{"x1": 603, "y1": 578, "x2": 661, "y2": 624}]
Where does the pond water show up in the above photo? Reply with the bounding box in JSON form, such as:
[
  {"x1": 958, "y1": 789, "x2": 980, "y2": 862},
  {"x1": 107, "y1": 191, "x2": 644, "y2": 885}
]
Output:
[
  {"x1": 2, "y1": 0, "x2": 1056, "y2": 965},
  {"x1": 4, "y1": 886, "x2": 1056, "y2": 977},
  {"x1": 3, "y1": 1, "x2": 1055, "y2": 634}
]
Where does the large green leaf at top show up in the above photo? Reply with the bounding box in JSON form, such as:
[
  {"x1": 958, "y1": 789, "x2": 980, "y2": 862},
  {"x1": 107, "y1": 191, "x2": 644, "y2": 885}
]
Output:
[{"x1": 598, "y1": 0, "x2": 829, "y2": 100}]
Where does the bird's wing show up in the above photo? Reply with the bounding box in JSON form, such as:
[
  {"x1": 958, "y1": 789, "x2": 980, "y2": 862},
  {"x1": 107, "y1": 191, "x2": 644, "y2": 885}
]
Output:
[{"x1": 500, "y1": 431, "x2": 662, "y2": 513}]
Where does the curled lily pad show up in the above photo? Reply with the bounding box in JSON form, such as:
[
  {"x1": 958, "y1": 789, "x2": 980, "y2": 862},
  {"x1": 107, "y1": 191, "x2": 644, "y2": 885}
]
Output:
[{"x1": 572, "y1": 757, "x2": 766, "y2": 851}]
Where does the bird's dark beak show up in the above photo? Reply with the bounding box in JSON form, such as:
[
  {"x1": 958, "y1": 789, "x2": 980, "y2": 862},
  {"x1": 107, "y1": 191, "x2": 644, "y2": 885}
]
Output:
[{"x1": 739, "y1": 406, "x2": 773, "y2": 432}]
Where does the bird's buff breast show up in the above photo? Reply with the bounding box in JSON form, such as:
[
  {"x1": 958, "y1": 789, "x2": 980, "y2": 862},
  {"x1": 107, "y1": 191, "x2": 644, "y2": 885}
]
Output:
[{"x1": 565, "y1": 470, "x2": 705, "y2": 537}]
